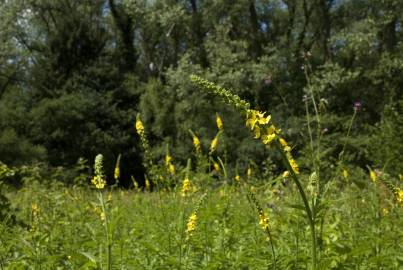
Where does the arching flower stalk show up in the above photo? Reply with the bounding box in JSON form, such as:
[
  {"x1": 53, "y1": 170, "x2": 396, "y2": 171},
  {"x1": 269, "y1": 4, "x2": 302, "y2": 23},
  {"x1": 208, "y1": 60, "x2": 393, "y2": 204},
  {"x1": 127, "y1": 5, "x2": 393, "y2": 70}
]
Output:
[{"x1": 190, "y1": 74, "x2": 317, "y2": 269}]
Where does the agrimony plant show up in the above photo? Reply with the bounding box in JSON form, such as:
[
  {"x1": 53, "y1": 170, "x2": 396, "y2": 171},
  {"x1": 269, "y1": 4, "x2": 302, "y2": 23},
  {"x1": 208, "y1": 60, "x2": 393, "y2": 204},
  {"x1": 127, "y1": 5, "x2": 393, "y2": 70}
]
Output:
[
  {"x1": 92, "y1": 154, "x2": 112, "y2": 270},
  {"x1": 190, "y1": 74, "x2": 318, "y2": 269}
]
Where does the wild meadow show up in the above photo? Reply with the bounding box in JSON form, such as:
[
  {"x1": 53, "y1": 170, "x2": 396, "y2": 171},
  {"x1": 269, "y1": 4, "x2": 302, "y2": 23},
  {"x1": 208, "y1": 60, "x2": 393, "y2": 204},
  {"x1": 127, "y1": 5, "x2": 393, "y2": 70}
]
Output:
[
  {"x1": 1, "y1": 77, "x2": 402, "y2": 269},
  {"x1": 1, "y1": 1, "x2": 403, "y2": 269}
]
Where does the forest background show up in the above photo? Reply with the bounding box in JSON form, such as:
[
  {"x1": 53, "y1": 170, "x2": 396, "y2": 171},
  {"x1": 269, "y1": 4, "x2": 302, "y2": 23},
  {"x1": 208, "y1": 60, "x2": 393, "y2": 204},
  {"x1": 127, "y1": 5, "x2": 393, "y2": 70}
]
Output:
[{"x1": 0, "y1": 0, "x2": 402, "y2": 186}]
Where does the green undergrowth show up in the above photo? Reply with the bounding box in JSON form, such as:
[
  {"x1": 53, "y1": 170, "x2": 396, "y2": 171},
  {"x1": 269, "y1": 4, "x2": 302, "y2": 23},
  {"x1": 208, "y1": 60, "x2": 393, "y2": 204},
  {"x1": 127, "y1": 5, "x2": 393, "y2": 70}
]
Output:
[{"x1": 1, "y1": 176, "x2": 402, "y2": 270}]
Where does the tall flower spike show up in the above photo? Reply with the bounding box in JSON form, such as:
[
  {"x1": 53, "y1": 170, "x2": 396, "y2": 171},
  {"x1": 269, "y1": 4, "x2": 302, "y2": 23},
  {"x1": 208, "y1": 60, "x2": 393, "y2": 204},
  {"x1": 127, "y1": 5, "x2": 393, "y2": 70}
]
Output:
[
  {"x1": 248, "y1": 191, "x2": 271, "y2": 231},
  {"x1": 369, "y1": 168, "x2": 377, "y2": 182},
  {"x1": 375, "y1": 174, "x2": 403, "y2": 206},
  {"x1": 193, "y1": 135, "x2": 201, "y2": 153},
  {"x1": 185, "y1": 193, "x2": 207, "y2": 241},
  {"x1": 190, "y1": 75, "x2": 250, "y2": 111},
  {"x1": 114, "y1": 154, "x2": 121, "y2": 181},
  {"x1": 135, "y1": 116, "x2": 144, "y2": 136},
  {"x1": 210, "y1": 133, "x2": 219, "y2": 154},
  {"x1": 165, "y1": 145, "x2": 176, "y2": 175},
  {"x1": 181, "y1": 177, "x2": 191, "y2": 197},
  {"x1": 145, "y1": 178, "x2": 151, "y2": 191},
  {"x1": 189, "y1": 130, "x2": 202, "y2": 154},
  {"x1": 136, "y1": 114, "x2": 153, "y2": 170},
  {"x1": 30, "y1": 203, "x2": 40, "y2": 232},
  {"x1": 185, "y1": 213, "x2": 197, "y2": 240},
  {"x1": 93, "y1": 154, "x2": 106, "y2": 189}
]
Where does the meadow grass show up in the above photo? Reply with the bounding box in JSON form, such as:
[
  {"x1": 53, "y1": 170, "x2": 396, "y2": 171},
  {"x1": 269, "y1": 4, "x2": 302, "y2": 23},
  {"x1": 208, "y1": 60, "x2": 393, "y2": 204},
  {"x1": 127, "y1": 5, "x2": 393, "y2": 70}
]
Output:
[{"x1": 1, "y1": 176, "x2": 401, "y2": 269}]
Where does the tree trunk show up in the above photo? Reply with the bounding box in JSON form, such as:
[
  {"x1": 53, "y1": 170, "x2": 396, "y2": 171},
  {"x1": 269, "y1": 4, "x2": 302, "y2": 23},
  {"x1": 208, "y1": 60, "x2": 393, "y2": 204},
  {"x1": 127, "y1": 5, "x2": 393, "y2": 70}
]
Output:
[
  {"x1": 188, "y1": 0, "x2": 209, "y2": 67},
  {"x1": 108, "y1": 0, "x2": 137, "y2": 72},
  {"x1": 248, "y1": 0, "x2": 262, "y2": 58}
]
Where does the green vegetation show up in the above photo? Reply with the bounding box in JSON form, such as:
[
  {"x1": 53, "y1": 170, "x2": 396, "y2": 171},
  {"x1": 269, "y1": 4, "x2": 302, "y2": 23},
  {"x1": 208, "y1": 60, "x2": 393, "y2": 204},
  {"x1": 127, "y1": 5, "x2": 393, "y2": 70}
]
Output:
[
  {"x1": 1, "y1": 171, "x2": 402, "y2": 269},
  {"x1": 0, "y1": 0, "x2": 402, "y2": 269}
]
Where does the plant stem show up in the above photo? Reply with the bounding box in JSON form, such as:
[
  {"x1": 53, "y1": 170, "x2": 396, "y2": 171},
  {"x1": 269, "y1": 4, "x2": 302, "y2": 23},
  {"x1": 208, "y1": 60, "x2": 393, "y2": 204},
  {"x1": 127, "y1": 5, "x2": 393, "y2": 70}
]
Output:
[
  {"x1": 99, "y1": 192, "x2": 112, "y2": 270},
  {"x1": 339, "y1": 109, "x2": 357, "y2": 164},
  {"x1": 265, "y1": 227, "x2": 277, "y2": 270},
  {"x1": 305, "y1": 100, "x2": 316, "y2": 172},
  {"x1": 275, "y1": 141, "x2": 317, "y2": 270}
]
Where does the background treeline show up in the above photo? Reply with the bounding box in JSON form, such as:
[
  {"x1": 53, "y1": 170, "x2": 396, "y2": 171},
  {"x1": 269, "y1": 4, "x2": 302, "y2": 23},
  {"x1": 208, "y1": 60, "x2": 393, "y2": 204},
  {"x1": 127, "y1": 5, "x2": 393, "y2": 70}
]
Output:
[{"x1": 0, "y1": 0, "x2": 402, "y2": 185}]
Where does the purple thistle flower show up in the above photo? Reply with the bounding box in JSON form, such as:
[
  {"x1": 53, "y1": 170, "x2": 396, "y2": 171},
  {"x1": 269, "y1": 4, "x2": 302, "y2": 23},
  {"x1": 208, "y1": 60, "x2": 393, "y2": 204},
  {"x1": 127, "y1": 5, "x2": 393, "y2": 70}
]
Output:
[{"x1": 353, "y1": 101, "x2": 362, "y2": 111}]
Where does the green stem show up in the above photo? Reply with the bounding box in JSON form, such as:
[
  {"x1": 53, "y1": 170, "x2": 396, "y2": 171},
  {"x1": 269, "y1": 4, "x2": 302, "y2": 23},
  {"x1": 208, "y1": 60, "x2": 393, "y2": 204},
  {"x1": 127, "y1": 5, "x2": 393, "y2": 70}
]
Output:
[
  {"x1": 178, "y1": 196, "x2": 187, "y2": 269},
  {"x1": 339, "y1": 109, "x2": 357, "y2": 164},
  {"x1": 305, "y1": 100, "x2": 316, "y2": 172},
  {"x1": 99, "y1": 192, "x2": 112, "y2": 270},
  {"x1": 275, "y1": 141, "x2": 317, "y2": 270},
  {"x1": 265, "y1": 227, "x2": 277, "y2": 270},
  {"x1": 304, "y1": 64, "x2": 321, "y2": 199}
]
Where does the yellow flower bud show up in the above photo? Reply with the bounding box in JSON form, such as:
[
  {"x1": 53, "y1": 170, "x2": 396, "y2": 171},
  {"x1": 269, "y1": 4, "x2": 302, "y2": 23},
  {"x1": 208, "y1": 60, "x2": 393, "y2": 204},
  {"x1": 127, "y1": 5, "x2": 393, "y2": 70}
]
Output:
[
  {"x1": 216, "y1": 114, "x2": 224, "y2": 130},
  {"x1": 210, "y1": 136, "x2": 218, "y2": 153},
  {"x1": 343, "y1": 169, "x2": 349, "y2": 179}
]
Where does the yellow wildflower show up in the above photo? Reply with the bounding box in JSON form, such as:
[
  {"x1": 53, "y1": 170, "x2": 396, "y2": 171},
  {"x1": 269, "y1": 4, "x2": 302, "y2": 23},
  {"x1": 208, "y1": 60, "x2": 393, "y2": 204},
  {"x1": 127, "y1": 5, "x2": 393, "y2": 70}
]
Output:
[
  {"x1": 247, "y1": 167, "x2": 252, "y2": 178},
  {"x1": 91, "y1": 176, "x2": 106, "y2": 189},
  {"x1": 216, "y1": 114, "x2": 224, "y2": 131},
  {"x1": 262, "y1": 133, "x2": 276, "y2": 145},
  {"x1": 235, "y1": 175, "x2": 241, "y2": 182},
  {"x1": 165, "y1": 154, "x2": 172, "y2": 166},
  {"x1": 282, "y1": 171, "x2": 290, "y2": 178},
  {"x1": 259, "y1": 211, "x2": 270, "y2": 230},
  {"x1": 213, "y1": 162, "x2": 220, "y2": 172},
  {"x1": 186, "y1": 213, "x2": 197, "y2": 240},
  {"x1": 289, "y1": 158, "x2": 299, "y2": 174},
  {"x1": 259, "y1": 125, "x2": 279, "y2": 145},
  {"x1": 114, "y1": 167, "x2": 120, "y2": 180},
  {"x1": 133, "y1": 178, "x2": 139, "y2": 190},
  {"x1": 396, "y1": 188, "x2": 403, "y2": 204},
  {"x1": 343, "y1": 169, "x2": 349, "y2": 179},
  {"x1": 168, "y1": 163, "x2": 175, "y2": 175},
  {"x1": 279, "y1": 138, "x2": 287, "y2": 147},
  {"x1": 369, "y1": 168, "x2": 377, "y2": 182},
  {"x1": 93, "y1": 154, "x2": 106, "y2": 189},
  {"x1": 266, "y1": 125, "x2": 277, "y2": 134},
  {"x1": 165, "y1": 152, "x2": 176, "y2": 175},
  {"x1": 382, "y1": 208, "x2": 389, "y2": 216},
  {"x1": 31, "y1": 203, "x2": 39, "y2": 213},
  {"x1": 279, "y1": 137, "x2": 291, "y2": 151},
  {"x1": 181, "y1": 178, "x2": 191, "y2": 197},
  {"x1": 210, "y1": 136, "x2": 219, "y2": 153},
  {"x1": 145, "y1": 178, "x2": 151, "y2": 190},
  {"x1": 246, "y1": 110, "x2": 271, "y2": 130},
  {"x1": 253, "y1": 125, "x2": 261, "y2": 138},
  {"x1": 114, "y1": 154, "x2": 121, "y2": 181},
  {"x1": 193, "y1": 135, "x2": 201, "y2": 153},
  {"x1": 135, "y1": 118, "x2": 144, "y2": 135}
]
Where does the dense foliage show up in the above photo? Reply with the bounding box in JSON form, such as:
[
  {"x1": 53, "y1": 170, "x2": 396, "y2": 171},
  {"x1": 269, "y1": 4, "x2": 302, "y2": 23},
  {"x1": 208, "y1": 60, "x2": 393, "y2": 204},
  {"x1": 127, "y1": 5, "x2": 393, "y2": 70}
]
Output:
[
  {"x1": 0, "y1": 1, "x2": 402, "y2": 268},
  {"x1": 0, "y1": 0, "x2": 402, "y2": 184}
]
